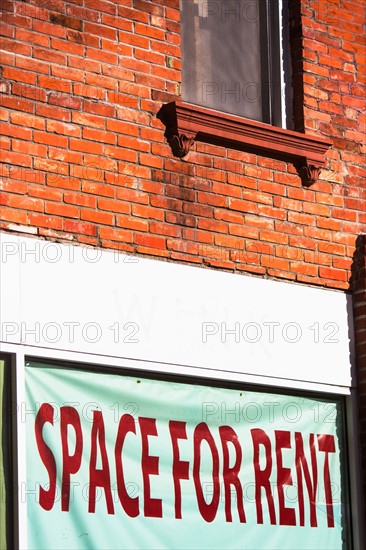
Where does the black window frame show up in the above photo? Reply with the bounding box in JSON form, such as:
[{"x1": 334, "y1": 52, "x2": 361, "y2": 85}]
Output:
[
  {"x1": 23, "y1": 355, "x2": 354, "y2": 549},
  {"x1": 180, "y1": 0, "x2": 289, "y2": 127}
]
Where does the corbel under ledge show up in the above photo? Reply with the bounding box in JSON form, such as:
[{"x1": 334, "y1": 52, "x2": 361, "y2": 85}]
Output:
[{"x1": 157, "y1": 101, "x2": 332, "y2": 187}]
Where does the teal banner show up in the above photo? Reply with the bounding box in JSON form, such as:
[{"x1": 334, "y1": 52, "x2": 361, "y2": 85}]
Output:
[{"x1": 25, "y1": 362, "x2": 346, "y2": 549}]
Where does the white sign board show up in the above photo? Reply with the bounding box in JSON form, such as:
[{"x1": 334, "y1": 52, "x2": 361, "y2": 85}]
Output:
[{"x1": 0, "y1": 234, "x2": 353, "y2": 390}]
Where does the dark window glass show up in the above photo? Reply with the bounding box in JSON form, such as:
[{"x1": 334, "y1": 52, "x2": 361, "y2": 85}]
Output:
[{"x1": 181, "y1": 0, "x2": 283, "y2": 125}]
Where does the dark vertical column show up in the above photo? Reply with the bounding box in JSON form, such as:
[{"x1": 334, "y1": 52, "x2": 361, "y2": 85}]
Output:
[
  {"x1": 352, "y1": 234, "x2": 366, "y2": 519},
  {"x1": 288, "y1": 0, "x2": 304, "y2": 132}
]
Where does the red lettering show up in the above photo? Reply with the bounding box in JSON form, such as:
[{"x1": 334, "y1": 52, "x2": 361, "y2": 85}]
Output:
[
  {"x1": 219, "y1": 425, "x2": 246, "y2": 523},
  {"x1": 275, "y1": 430, "x2": 296, "y2": 526},
  {"x1": 317, "y1": 434, "x2": 336, "y2": 528},
  {"x1": 251, "y1": 428, "x2": 276, "y2": 525},
  {"x1": 35, "y1": 403, "x2": 57, "y2": 511},
  {"x1": 115, "y1": 414, "x2": 139, "y2": 517},
  {"x1": 295, "y1": 433, "x2": 318, "y2": 527},
  {"x1": 169, "y1": 421, "x2": 189, "y2": 519},
  {"x1": 139, "y1": 417, "x2": 162, "y2": 518},
  {"x1": 193, "y1": 423, "x2": 220, "y2": 523},
  {"x1": 60, "y1": 406, "x2": 83, "y2": 512},
  {"x1": 89, "y1": 410, "x2": 114, "y2": 514}
]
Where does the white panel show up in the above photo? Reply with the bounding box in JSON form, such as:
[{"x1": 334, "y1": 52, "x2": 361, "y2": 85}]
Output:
[{"x1": 0, "y1": 234, "x2": 353, "y2": 389}]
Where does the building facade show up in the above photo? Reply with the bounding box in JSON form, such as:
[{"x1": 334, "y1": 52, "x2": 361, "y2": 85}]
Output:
[{"x1": 0, "y1": 0, "x2": 365, "y2": 548}]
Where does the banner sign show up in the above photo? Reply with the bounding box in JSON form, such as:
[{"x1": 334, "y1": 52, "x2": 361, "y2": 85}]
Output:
[{"x1": 25, "y1": 362, "x2": 346, "y2": 549}]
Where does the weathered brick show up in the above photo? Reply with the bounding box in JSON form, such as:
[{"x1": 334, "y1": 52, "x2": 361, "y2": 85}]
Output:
[{"x1": 1, "y1": 0, "x2": 364, "y2": 304}]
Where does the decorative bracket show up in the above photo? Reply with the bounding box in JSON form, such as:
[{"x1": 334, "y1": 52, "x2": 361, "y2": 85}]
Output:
[
  {"x1": 294, "y1": 161, "x2": 324, "y2": 188},
  {"x1": 166, "y1": 132, "x2": 196, "y2": 159},
  {"x1": 157, "y1": 101, "x2": 332, "y2": 187},
  {"x1": 157, "y1": 104, "x2": 196, "y2": 159}
]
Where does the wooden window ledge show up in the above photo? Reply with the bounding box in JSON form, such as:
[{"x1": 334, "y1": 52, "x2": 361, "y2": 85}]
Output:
[{"x1": 157, "y1": 101, "x2": 332, "y2": 187}]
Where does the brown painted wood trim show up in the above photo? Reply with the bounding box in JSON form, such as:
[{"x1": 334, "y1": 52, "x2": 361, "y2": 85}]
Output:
[{"x1": 157, "y1": 101, "x2": 332, "y2": 187}]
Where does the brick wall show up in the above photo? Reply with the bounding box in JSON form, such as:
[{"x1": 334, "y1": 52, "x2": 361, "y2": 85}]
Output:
[{"x1": 0, "y1": 0, "x2": 365, "y2": 291}]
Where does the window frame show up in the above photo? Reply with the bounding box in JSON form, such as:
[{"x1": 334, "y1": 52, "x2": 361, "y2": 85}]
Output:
[
  {"x1": 157, "y1": 0, "x2": 332, "y2": 187},
  {"x1": 0, "y1": 353, "x2": 15, "y2": 550},
  {"x1": 180, "y1": 0, "x2": 287, "y2": 127},
  {"x1": 1, "y1": 342, "x2": 365, "y2": 549}
]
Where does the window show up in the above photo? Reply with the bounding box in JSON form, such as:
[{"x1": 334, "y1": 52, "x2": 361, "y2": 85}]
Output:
[
  {"x1": 180, "y1": 0, "x2": 292, "y2": 128},
  {"x1": 157, "y1": 0, "x2": 331, "y2": 186},
  {"x1": 25, "y1": 358, "x2": 351, "y2": 549}
]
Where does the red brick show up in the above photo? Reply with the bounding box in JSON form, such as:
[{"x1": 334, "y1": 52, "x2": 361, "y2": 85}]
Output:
[
  {"x1": 135, "y1": 22, "x2": 165, "y2": 40},
  {"x1": 116, "y1": 216, "x2": 148, "y2": 232},
  {"x1": 49, "y1": 13, "x2": 83, "y2": 32},
  {"x1": 68, "y1": 55, "x2": 101, "y2": 74},
  {"x1": 257, "y1": 205, "x2": 287, "y2": 220},
  {"x1": 134, "y1": 233, "x2": 166, "y2": 249},
  {"x1": 28, "y1": 213, "x2": 63, "y2": 230},
  {"x1": 165, "y1": 212, "x2": 195, "y2": 227},
  {"x1": 0, "y1": 22, "x2": 14, "y2": 39},
  {"x1": 303, "y1": 202, "x2": 331, "y2": 216},
  {"x1": 51, "y1": 65, "x2": 85, "y2": 83},
  {"x1": 81, "y1": 128, "x2": 115, "y2": 145},
  {"x1": 332, "y1": 208, "x2": 357, "y2": 221},
  {"x1": 12, "y1": 83, "x2": 47, "y2": 102},
  {"x1": 12, "y1": 140, "x2": 47, "y2": 157},
  {"x1": 80, "y1": 181, "x2": 113, "y2": 197},
  {"x1": 139, "y1": 180, "x2": 164, "y2": 195},
  {"x1": 106, "y1": 119, "x2": 139, "y2": 137},
  {"x1": 132, "y1": 204, "x2": 165, "y2": 222},
  {"x1": 183, "y1": 228, "x2": 213, "y2": 245},
  {"x1": 261, "y1": 256, "x2": 290, "y2": 271},
  {"x1": 290, "y1": 262, "x2": 319, "y2": 277},
  {"x1": 229, "y1": 199, "x2": 258, "y2": 214},
  {"x1": 38, "y1": 76, "x2": 72, "y2": 93},
  {"x1": 0, "y1": 50, "x2": 15, "y2": 67},
  {"x1": 28, "y1": 186, "x2": 62, "y2": 202},
  {"x1": 0, "y1": 136, "x2": 10, "y2": 151},
  {"x1": 118, "y1": 135, "x2": 150, "y2": 153},
  {"x1": 36, "y1": 104, "x2": 70, "y2": 121},
  {"x1": 0, "y1": 179, "x2": 27, "y2": 195},
  {"x1": 0, "y1": 37, "x2": 32, "y2": 55},
  {"x1": 4, "y1": 194, "x2": 43, "y2": 212},
  {"x1": 99, "y1": 227, "x2": 134, "y2": 243},
  {"x1": 63, "y1": 192, "x2": 96, "y2": 208},
  {"x1": 47, "y1": 174, "x2": 80, "y2": 191},
  {"x1": 0, "y1": 123, "x2": 32, "y2": 140},
  {"x1": 0, "y1": 208, "x2": 28, "y2": 224},
  {"x1": 69, "y1": 138, "x2": 103, "y2": 155},
  {"x1": 260, "y1": 230, "x2": 288, "y2": 244},
  {"x1": 319, "y1": 267, "x2": 349, "y2": 282},
  {"x1": 32, "y1": 19, "x2": 67, "y2": 39},
  {"x1": 150, "y1": 195, "x2": 182, "y2": 212},
  {"x1": 97, "y1": 198, "x2": 130, "y2": 214},
  {"x1": 45, "y1": 202, "x2": 79, "y2": 218},
  {"x1": 0, "y1": 95, "x2": 35, "y2": 113},
  {"x1": 71, "y1": 112, "x2": 105, "y2": 129},
  {"x1": 1, "y1": 150, "x2": 32, "y2": 168},
  {"x1": 198, "y1": 219, "x2": 228, "y2": 234},
  {"x1": 51, "y1": 37, "x2": 85, "y2": 56},
  {"x1": 81, "y1": 209, "x2": 114, "y2": 225},
  {"x1": 63, "y1": 220, "x2": 97, "y2": 236},
  {"x1": 149, "y1": 222, "x2": 181, "y2": 238},
  {"x1": 33, "y1": 46, "x2": 66, "y2": 64},
  {"x1": 287, "y1": 212, "x2": 316, "y2": 225},
  {"x1": 84, "y1": 100, "x2": 115, "y2": 118}
]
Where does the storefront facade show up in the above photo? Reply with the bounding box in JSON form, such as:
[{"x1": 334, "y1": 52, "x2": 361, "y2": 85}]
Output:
[
  {"x1": 1, "y1": 0, "x2": 365, "y2": 548},
  {"x1": 1, "y1": 233, "x2": 364, "y2": 548}
]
